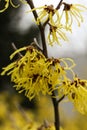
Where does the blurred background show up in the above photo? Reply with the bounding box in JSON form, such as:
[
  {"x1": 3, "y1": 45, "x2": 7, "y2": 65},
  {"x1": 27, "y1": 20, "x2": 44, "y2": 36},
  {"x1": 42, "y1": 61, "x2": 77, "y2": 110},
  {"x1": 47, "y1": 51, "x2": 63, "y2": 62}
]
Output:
[{"x1": 0, "y1": 0, "x2": 87, "y2": 129}]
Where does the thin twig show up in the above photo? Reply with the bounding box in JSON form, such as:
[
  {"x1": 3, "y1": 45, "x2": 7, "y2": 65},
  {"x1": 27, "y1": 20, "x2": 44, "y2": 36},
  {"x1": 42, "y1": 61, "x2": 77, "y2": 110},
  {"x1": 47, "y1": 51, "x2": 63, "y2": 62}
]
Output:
[
  {"x1": 31, "y1": 38, "x2": 43, "y2": 51},
  {"x1": 15, "y1": 102, "x2": 31, "y2": 123},
  {"x1": 58, "y1": 95, "x2": 65, "y2": 103},
  {"x1": 11, "y1": 42, "x2": 23, "y2": 58},
  {"x1": 56, "y1": 0, "x2": 63, "y2": 10},
  {"x1": 7, "y1": 110, "x2": 20, "y2": 130}
]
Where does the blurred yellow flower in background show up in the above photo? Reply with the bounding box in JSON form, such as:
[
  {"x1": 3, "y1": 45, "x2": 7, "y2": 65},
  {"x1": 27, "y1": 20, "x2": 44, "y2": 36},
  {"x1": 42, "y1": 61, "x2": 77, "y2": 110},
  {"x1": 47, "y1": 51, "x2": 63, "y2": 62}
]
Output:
[{"x1": 0, "y1": 0, "x2": 20, "y2": 13}]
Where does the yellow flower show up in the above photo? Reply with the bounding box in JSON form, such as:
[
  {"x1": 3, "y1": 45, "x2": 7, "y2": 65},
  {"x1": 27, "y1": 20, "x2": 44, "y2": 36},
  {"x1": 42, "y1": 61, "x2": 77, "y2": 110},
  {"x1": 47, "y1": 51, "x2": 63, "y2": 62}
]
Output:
[
  {"x1": 69, "y1": 77, "x2": 87, "y2": 114},
  {"x1": 1, "y1": 46, "x2": 49, "y2": 100},
  {"x1": 0, "y1": 0, "x2": 27, "y2": 13},
  {"x1": 59, "y1": 76, "x2": 87, "y2": 114},
  {"x1": 1, "y1": 45, "x2": 74, "y2": 100},
  {"x1": 44, "y1": 57, "x2": 75, "y2": 94},
  {"x1": 60, "y1": 3, "x2": 87, "y2": 30},
  {"x1": 29, "y1": 5, "x2": 60, "y2": 25},
  {"x1": 46, "y1": 58, "x2": 66, "y2": 91},
  {"x1": 0, "y1": 0, "x2": 20, "y2": 13},
  {"x1": 48, "y1": 23, "x2": 68, "y2": 45}
]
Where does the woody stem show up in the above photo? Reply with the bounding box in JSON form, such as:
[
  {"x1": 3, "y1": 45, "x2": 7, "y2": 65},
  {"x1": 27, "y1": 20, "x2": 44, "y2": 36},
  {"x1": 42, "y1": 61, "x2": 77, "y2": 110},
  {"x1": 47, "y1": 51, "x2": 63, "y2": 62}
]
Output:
[
  {"x1": 51, "y1": 91, "x2": 60, "y2": 130},
  {"x1": 25, "y1": 0, "x2": 48, "y2": 57}
]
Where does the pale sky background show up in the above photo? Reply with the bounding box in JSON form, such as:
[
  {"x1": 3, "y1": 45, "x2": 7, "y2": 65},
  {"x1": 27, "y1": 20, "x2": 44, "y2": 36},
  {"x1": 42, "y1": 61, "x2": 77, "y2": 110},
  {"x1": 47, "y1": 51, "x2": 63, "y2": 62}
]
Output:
[{"x1": 17, "y1": 0, "x2": 87, "y2": 58}]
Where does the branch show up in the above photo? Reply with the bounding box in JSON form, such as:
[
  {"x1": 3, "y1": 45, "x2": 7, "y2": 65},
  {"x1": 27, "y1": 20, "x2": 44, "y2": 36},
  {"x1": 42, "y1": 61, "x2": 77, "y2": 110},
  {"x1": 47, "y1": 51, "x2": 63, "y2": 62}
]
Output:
[
  {"x1": 58, "y1": 95, "x2": 65, "y2": 103},
  {"x1": 32, "y1": 38, "x2": 43, "y2": 52},
  {"x1": 51, "y1": 91, "x2": 60, "y2": 130},
  {"x1": 51, "y1": 93, "x2": 65, "y2": 130},
  {"x1": 25, "y1": 0, "x2": 48, "y2": 57},
  {"x1": 11, "y1": 43, "x2": 23, "y2": 58},
  {"x1": 56, "y1": 0, "x2": 63, "y2": 10}
]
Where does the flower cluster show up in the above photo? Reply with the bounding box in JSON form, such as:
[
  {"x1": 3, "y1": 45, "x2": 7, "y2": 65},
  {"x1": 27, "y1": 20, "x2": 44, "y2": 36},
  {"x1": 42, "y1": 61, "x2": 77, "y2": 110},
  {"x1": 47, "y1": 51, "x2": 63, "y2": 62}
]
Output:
[
  {"x1": 0, "y1": 1, "x2": 87, "y2": 45},
  {"x1": 29, "y1": 2, "x2": 87, "y2": 45},
  {"x1": 30, "y1": 5, "x2": 59, "y2": 25},
  {"x1": 1, "y1": 45, "x2": 74, "y2": 101},
  {"x1": 1, "y1": 45, "x2": 87, "y2": 114},
  {"x1": 58, "y1": 76, "x2": 87, "y2": 114}
]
